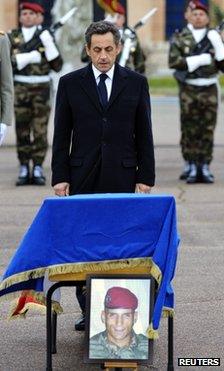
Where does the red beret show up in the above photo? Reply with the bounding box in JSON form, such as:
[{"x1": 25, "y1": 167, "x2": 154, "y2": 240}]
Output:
[
  {"x1": 20, "y1": 2, "x2": 45, "y2": 14},
  {"x1": 190, "y1": 1, "x2": 209, "y2": 14},
  {"x1": 104, "y1": 287, "x2": 138, "y2": 310}
]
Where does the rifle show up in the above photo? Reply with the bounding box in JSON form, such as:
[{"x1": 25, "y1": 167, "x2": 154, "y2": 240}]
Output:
[
  {"x1": 12, "y1": 7, "x2": 77, "y2": 54},
  {"x1": 119, "y1": 8, "x2": 157, "y2": 67},
  {"x1": 174, "y1": 20, "x2": 224, "y2": 83}
]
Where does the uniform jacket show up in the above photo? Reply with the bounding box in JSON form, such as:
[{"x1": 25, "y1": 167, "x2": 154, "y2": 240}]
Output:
[
  {"x1": 169, "y1": 26, "x2": 224, "y2": 79},
  {"x1": 89, "y1": 330, "x2": 148, "y2": 359},
  {"x1": 0, "y1": 33, "x2": 14, "y2": 125},
  {"x1": 52, "y1": 63, "x2": 155, "y2": 194},
  {"x1": 8, "y1": 28, "x2": 63, "y2": 75}
]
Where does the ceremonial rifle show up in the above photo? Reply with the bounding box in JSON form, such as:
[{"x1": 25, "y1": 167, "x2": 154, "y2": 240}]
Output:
[{"x1": 119, "y1": 8, "x2": 157, "y2": 67}]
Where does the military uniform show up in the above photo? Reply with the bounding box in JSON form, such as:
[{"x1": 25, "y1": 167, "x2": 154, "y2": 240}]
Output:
[
  {"x1": 89, "y1": 330, "x2": 148, "y2": 359},
  {"x1": 169, "y1": 4, "x2": 224, "y2": 183},
  {"x1": 8, "y1": 2, "x2": 63, "y2": 185}
]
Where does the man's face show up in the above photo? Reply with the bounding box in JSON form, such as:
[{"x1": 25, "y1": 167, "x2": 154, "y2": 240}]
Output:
[
  {"x1": 184, "y1": 7, "x2": 193, "y2": 24},
  {"x1": 191, "y1": 9, "x2": 209, "y2": 29},
  {"x1": 20, "y1": 9, "x2": 38, "y2": 28},
  {"x1": 101, "y1": 308, "x2": 137, "y2": 347},
  {"x1": 115, "y1": 14, "x2": 125, "y2": 29},
  {"x1": 86, "y1": 32, "x2": 121, "y2": 73},
  {"x1": 36, "y1": 12, "x2": 44, "y2": 26}
]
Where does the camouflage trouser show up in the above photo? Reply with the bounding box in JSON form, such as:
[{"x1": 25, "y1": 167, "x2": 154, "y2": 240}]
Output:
[
  {"x1": 179, "y1": 83, "x2": 218, "y2": 164},
  {"x1": 14, "y1": 82, "x2": 50, "y2": 166}
]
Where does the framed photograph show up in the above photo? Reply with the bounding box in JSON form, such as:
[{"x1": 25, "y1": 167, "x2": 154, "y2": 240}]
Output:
[{"x1": 84, "y1": 274, "x2": 155, "y2": 364}]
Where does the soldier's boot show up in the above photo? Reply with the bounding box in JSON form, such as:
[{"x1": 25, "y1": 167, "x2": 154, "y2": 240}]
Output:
[
  {"x1": 16, "y1": 164, "x2": 30, "y2": 186},
  {"x1": 31, "y1": 165, "x2": 46, "y2": 186},
  {"x1": 186, "y1": 163, "x2": 197, "y2": 184},
  {"x1": 200, "y1": 163, "x2": 214, "y2": 184},
  {"x1": 179, "y1": 161, "x2": 191, "y2": 180}
]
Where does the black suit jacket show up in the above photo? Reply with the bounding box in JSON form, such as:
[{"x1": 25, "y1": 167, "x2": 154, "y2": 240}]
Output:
[{"x1": 52, "y1": 63, "x2": 155, "y2": 194}]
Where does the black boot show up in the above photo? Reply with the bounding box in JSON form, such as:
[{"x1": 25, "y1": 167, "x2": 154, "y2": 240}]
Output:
[
  {"x1": 200, "y1": 163, "x2": 214, "y2": 183},
  {"x1": 179, "y1": 161, "x2": 191, "y2": 180},
  {"x1": 186, "y1": 163, "x2": 197, "y2": 184},
  {"x1": 31, "y1": 165, "x2": 46, "y2": 185},
  {"x1": 16, "y1": 164, "x2": 30, "y2": 186}
]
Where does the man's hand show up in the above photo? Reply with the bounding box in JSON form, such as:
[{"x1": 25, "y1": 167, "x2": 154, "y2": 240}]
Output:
[
  {"x1": 207, "y1": 29, "x2": 224, "y2": 61},
  {"x1": 186, "y1": 53, "x2": 212, "y2": 72},
  {"x1": 15, "y1": 51, "x2": 41, "y2": 70},
  {"x1": 53, "y1": 182, "x2": 70, "y2": 196},
  {"x1": 135, "y1": 183, "x2": 151, "y2": 194},
  {"x1": 39, "y1": 30, "x2": 59, "y2": 61}
]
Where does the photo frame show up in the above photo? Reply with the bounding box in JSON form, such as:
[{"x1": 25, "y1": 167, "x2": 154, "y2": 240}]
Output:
[{"x1": 84, "y1": 274, "x2": 155, "y2": 365}]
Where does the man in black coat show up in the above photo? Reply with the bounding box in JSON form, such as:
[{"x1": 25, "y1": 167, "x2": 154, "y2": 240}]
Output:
[{"x1": 51, "y1": 20, "x2": 155, "y2": 330}]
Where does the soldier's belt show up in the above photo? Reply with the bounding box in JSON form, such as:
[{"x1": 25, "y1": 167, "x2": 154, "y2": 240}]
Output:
[
  {"x1": 185, "y1": 77, "x2": 217, "y2": 86},
  {"x1": 14, "y1": 75, "x2": 51, "y2": 84}
]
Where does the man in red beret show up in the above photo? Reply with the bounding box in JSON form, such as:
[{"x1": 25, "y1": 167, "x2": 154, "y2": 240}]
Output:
[
  {"x1": 89, "y1": 286, "x2": 148, "y2": 359},
  {"x1": 169, "y1": 1, "x2": 224, "y2": 184},
  {"x1": 8, "y1": 2, "x2": 63, "y2": 186}
]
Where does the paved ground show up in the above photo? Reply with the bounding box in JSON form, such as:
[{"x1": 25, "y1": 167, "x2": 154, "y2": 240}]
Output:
[{"x1": 0, "y1": 97, "x2": 224, "y2": 370}]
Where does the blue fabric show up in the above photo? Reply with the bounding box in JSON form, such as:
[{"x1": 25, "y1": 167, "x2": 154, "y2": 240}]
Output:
[{"x1": 0, "y1": 194, "x2": 180, "y2": 330}]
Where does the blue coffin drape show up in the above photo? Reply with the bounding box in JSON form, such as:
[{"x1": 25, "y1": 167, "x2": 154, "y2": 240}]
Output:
[{"x1": 0, "y1": 194, "x2": 180, "y2": 333}]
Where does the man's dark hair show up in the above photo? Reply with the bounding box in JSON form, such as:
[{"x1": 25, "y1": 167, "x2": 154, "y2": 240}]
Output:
[{"x1": 85, "y1": 21, "x2": 121, "y2": 47}]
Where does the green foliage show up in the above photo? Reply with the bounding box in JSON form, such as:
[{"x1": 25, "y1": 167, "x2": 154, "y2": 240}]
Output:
[
  {"x1": 148, "y1": 74, "x2": 224, "y2": 96},
  {"x1": 210, "y1": 1, "x2": 224, "y2": 27}
]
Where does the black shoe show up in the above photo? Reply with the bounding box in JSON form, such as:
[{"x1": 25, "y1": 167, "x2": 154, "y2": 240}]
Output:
[
  {"x1": 31, "y1": 165, "x2": 46, "y2": 185},
  {"x1": 186, "y1": 163, "x2": 197, "y2": 184},
  {"x1": 179, "y1": 161, "x2": 191, "y2": 180},
  {"x1": 200, "y1": 163, "x2": 214, "y2": 184},
  {"x1": 16, "y1": 165, "x2": 30, "y2": 186},
  {"x1": 74, "y1": 313, "x2": 85, "y2": 331}
]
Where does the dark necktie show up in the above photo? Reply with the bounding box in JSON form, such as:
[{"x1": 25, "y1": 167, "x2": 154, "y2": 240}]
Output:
[{"x1": 97, "y1": 73, "x2": 108, "y2": 107}]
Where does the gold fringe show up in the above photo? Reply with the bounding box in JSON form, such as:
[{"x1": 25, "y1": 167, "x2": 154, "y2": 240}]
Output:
[
  {"x1": 146, "y1": 323, "x2": 159, "y2": 339},
  {"x1": 0, "y1": 257, "x2": 162, "y2": 304},
  {"x1": 162, "y1": 307, "x2": 175, "y2": 318},
  {"x1": 48, "y1": 257, "x2": 162, "y2": 284}
]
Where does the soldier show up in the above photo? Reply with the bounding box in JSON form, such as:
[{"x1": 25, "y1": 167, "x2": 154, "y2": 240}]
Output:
[
  {"x1": 0, "y1": 32, "x2": 14, "y2": 146},
  {"x1": 8, "y1": 2, "x2": 63, "y2": 186},
  {"x1": 89, "y1": 287, "x2": 148, "y2": 359},
  {"x1": 169, "y1": 1, "x2": 224, "y2": 183},
  {"x1": 81, "y1": 3, "x2": 146, "y2": 74}
]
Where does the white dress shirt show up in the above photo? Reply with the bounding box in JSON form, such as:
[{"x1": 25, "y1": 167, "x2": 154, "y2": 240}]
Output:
[{"x1": 92, "y1": 64, "x2": 115, "y2": 100}]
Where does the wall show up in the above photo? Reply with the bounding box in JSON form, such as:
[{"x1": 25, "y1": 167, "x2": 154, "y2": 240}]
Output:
[{"x1": 0, "y1": 0, "x2": 18, "y2": 31}]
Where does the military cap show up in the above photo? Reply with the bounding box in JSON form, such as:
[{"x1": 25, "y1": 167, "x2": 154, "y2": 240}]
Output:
[
  {"x1": 104, "y1": 286, "x2": 138, "y2": 310},
  {"x1": 20, "y1": 2, "x2": 45, "y2": 14},
  {"x1": 190, "y1": 1, "x2": 209, "y2": 14}
]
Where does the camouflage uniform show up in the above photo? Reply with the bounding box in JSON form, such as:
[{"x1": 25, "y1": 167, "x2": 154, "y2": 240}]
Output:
[
  {"x1": 169, "y1": 26, "x2": 223, "y2": 165},
  {"x1": 8, "y1": 28, "x2": 63, "y2": 166},
  {"x1": 89, "y1": 330, "x2": 148, "y2": 359}
]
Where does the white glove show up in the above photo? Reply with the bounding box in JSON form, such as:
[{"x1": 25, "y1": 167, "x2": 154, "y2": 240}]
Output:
[
  {"x1": 186, "y1": 53, "x2": 212, "y2": 72},
  {"x1": 39, "y1": 30, "x2": 59, "y2": 61},
  {"x1": 207, "y1": 29, "x2": 224, "y2": 61},
  {"x1": 0, "y1": 123, "x2": 7, "y2": 146},
  {"x1": 16, "y1": 50, "x2": 41, "y2": 70}
]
